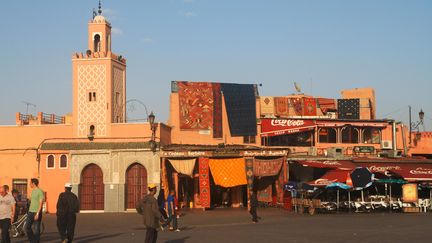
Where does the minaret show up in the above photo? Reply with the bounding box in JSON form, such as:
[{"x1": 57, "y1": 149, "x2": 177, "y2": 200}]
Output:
[{"x1": 72, "y1": 2, "x2": 127, "y2": 138}]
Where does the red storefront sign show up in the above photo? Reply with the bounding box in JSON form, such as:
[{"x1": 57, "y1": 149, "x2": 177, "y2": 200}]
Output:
[
  {"x1": 296, "y1": 160, "x2": 356, "y2": 171},
  {"x1": 356, "y1": 162, "x2": 432, "y2": 181},
  {"x1": 308, "y1": 170, "x2": 351, "y2": 186},
  {"x1": 261, "y1": 119, "x2": 316, "y2": 137}
]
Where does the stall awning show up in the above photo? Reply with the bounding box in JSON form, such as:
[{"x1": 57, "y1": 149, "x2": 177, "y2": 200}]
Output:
[
  {"x1": 209, "y1": 158, "x2": 247, "y2": 187},
  {"x1": 261, "y1": 119, "x2": 316, "y2": 137},
  {"x1": 295, "y1": 160, "x2": 355, "y2": 171},
  {"x1": 308, "y1": 170, "x2": 351, "y2": 186},
  {"x1": 356, "y1": 162, "x2": 432, "y2": 182},
  {"x1": 168, "y1": 159, "x2": 196, "y2": 177}
]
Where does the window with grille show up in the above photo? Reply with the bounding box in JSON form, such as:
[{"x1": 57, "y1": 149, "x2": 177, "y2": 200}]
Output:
[
  {"x1": 47, "y1": 155, "x2": 55, "y2": 168},
  {"x1": 60, "y1": 154, "x2": 68, "y2": 168}
]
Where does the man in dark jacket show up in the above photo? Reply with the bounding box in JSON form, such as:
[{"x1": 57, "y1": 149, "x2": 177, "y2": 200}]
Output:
[
  {"x1": 249, "y1": 191, "x2": 259, "y2": 223},
  {"x1": 56, "y1": 183, "x2": 79, "y2": 243},
  {"x1": 136, "y1": 184, "x2": 162, "y2": 243}
]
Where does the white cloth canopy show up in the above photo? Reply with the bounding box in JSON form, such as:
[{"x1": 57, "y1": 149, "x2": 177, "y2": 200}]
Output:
[{"x1": 168, "y1": 159, "x2": 196, "y2": 176}]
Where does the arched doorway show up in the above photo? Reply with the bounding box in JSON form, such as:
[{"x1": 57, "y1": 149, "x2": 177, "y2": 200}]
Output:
[
  {"x1": 126, "y1": 163, "x2": 148, "y2": 209},
  {"x1": 79, "y1": 164, "x2": 104, "y2": 210}
]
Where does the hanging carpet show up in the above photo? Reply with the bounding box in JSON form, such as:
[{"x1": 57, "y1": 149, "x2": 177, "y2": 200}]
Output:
[
  {"x1": 274, "y1": 97, "x2": 290, "y2": 117},
  {"x1": 253, "y1": 158, "x2": 284, "y2": 177},
  {"x1": 221, "y1": 83, "x2": 257, "y2": 136},
  {"x1": 209, "y1": 158, "x2": 247, "y2": 188},
  {"x1": 178, "y1": 81, "x2": 214, "y2": 130}
]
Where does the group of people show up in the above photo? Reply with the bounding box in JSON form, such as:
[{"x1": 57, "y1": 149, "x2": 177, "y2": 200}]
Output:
[
  {"x1": 136, "y1": 185, "x2": 181, "y2": 243},
  {"x1": 136, "y1": 185, "x2": 261, "y2": 243},
  {"x1": 0, "y1": 178, "x2": 79, "y2": 243}
]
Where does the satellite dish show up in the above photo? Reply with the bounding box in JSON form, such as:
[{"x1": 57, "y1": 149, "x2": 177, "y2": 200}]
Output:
[{"x1": 294, "y1": 82, "x2": 302, "y2": 93}]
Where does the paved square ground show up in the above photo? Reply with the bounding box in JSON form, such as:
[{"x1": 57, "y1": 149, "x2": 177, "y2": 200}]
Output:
[{"x1": 10, "y1": 208, "x2": 432, "y2": 243}]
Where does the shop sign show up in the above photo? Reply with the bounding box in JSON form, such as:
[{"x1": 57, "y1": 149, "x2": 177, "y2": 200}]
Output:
[
  {"x1": 353, "y1": 146, "x2": 375, "y2": 154},
  {"x1": 409, "y1": 167, "x2": 432, "y2": 175},
  {"x1": 402, "y1": 183, "x2": 418, "y2": 203},
  {"x1": 162, "y1": 151, "x2": 209, "y2": 157},
  {"x1": 242, "y1": 150, "x2": 288, "y2": 157},
  {"x1": 261, "y1": 118, "x2": 316, "y2": 137}
]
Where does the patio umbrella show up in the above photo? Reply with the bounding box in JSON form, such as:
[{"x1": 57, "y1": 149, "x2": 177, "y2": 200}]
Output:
[
  {"x1": 326, "y1": 182, "x2": 352, "y2": 210},
  {"x1": 297, "y1": 182, "x2": 315, "y2": 192},
  {"x1": 284, "y1": 181, "x2": 297, "y2": 191},
  {"x1": 376, "y1": 179, "x2": 407, "y2": 184},
  {"x1": 351, "y1": 167, "x2": 374, "y2": 202},
  {"x1": 376, "y1": 179, "x2": 407, "y2": 209}
]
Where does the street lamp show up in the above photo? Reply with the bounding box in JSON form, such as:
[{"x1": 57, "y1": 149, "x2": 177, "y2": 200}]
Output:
[
  {"x1": 409, "y1": 106, "x2": 425, "y2": 144},
  {"x1": 148, "y1": 112, "x2": 157, "y2": 152}
]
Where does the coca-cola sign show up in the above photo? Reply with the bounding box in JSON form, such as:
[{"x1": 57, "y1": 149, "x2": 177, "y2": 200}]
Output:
[
  {"x1": 410, "y1": 167, "x2": 432, "y2": 175},
  {"x1": 271, "y1": 119, "x2": 305, "y2": 127},
  {"x1": 261, "y1": 119, "x2": 316, "y2": 137}
]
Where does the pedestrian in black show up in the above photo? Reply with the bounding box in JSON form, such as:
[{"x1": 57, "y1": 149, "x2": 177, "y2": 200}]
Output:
[
  {"x1": 136, "y1": 184, "x2": 162, "y2": 243},
  {"x1": 157, "y1": 189, "x2": 168, "y2": 221},
  {"x1": 56, "y1": 183, "x2": 79, "y2": 243},
  {"x1": 249, "y1": 191, "x2": 259, "y2": 223}
]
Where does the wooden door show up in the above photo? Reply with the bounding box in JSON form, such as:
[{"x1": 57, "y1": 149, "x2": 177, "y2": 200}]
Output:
[
  {"x1": 80, "y1": 164, "x2": 104, "y2": 210},
  {"x1": 126, "y1": 163, "x2": 147, "y2": 209}
]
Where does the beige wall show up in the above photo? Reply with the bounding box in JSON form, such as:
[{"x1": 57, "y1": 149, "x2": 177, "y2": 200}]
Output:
[{"x1": 0, "y1": 125, "x2": 73, "y2": 196}]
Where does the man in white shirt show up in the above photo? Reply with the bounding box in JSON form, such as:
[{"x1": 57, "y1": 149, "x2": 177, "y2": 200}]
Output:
[{"x1": 0, "y1": 185, "x2": 16, "y2": 243}]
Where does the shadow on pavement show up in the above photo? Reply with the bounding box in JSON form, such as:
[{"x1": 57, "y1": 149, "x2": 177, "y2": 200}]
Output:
[
  {"x1": 165, "y1": 236, "x2": 191, "y2": 243},
  {"x1": 178, "y1": 226, "x2": 195, "y2": 231},
  {"x1": 74, "y1": 233, "x2": 124, "y2": 243}
]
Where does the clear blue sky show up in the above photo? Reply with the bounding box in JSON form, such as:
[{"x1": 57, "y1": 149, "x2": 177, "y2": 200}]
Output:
[{"x1": 0, "y1": 0, "x2": 431, "y2": 128}]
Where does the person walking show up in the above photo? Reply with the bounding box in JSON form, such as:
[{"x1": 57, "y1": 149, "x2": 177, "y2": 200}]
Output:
[
  {"x1": 56, "y1": 183, "x2": 80, "y2": 243},
  {"x1": 11, "y1": 189, "x2": 21, "y2": 222},
  {"x1": 0, "y1": 185, "x2": 15, "y2": 243},
  {"x1": 163, "y1": 190, "x2": 180, "y2": 232},
  {"x1": 249, "y1": 191, "x2": 259, "y2": 223},
  {"x1": 26, "y1": 178, "x2": 44, "y2": 243},
  {"x1": 157, "y1": 189, "x2": 168, "y2": 223},
  {"x1": 136, "y1": 184, "x2": 162, "y2": 243}
]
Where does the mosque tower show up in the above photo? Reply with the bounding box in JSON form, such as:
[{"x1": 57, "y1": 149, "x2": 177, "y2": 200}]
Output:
[{"x1": 72, "y1": 1, "x2": 126, "y2": 138}]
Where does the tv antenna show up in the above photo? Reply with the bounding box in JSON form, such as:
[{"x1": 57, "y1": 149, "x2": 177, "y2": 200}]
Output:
[{"x1": 22, "y1": 101, "x2": 36, "y2": 115}]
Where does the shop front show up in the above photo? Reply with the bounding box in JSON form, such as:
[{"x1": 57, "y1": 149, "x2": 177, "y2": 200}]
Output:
[{"x1": 161, "y1": 146, "x2": 289, "y2": 209}]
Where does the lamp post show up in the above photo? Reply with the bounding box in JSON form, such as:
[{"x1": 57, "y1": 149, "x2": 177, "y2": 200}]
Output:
[
  {"x1": 148, "y1": 112, "x2": 157, "y2": 152},
  {"x1": 409, "y1": 106, "x2": 424, "y2": 144}
]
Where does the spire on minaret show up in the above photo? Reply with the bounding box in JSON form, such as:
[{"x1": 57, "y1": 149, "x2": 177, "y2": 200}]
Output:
[{"x1": 98, "y1": 0, "x2": 102, "y2": 15}]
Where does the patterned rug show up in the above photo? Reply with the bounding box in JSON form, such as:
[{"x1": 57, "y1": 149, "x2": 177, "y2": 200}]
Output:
[
  {"x1": 245, "y1": 158, "x2": 254, "y2": 192},
  {"x1": 253, "y1": 158, "x2": 284, "y2": 177},
  {"x1": 212, "y1": 83, "x2": 223, "y2": 138},
  {"x1": 289, "y1": 98, "x2": 303, "y2": 116},
  {"x1": 302, "y1": 97, "x2": 317, "y2": 116},
  {"x1": 274, "y1": 97, "x2": 290, "y2": 117},
  {"x1": 199, "y1": 157, "x2": 211, "y2": 208},
  {"x1": 260, "y1": 96, "x2": 275, "y2": 116},
  {"x1": 178, "y1": 81, "x2": 214, "y2": 130},
  {"x1": 317, "y1": 98, "x2": 337, "y2": 114}
]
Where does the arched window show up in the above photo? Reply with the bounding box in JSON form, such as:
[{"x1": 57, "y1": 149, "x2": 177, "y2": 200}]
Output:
[
  {"x1": 94, "y1": 34, "x2": 101, "y2": 52},
  {"x1": 363, "y1": 128, "x2": 381, "y2": 144},
  {"x1": 60, "y1": 155, "x2": 68, "y2": 168},
  {"x1": 47, "y1": 155, "x2": 55, "y2": 169},
  {"x1": 318, "y1": 128, "x2": 337, "y2": 143},
  {"x1": 342, "y1": 126, "x2": 359, "y2": 144}
]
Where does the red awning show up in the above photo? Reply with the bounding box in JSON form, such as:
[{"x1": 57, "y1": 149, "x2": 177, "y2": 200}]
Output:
[
  {"x1": 308, "y1": 170, "x2": 351, "y2": 186},
  {"x1": 261, "y1": 119, "x2": 316, "y2": 137},
  {"x1": 356, "y1": 162, "x2": 432, "y2": 182},
  {"x1": 316, "y1": 122, "x2": 387, "y2": 128},
  {"x1": 296, "y1": 160, "x2": 355, "y2": 170}
]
